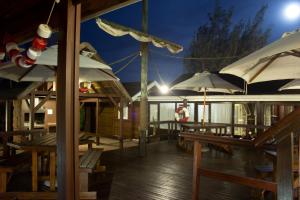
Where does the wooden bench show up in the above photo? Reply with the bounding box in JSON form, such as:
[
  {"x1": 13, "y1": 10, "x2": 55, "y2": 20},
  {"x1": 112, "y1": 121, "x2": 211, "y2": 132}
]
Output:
[
  {"x1": 0, "y1": 152, "x2": 31, "y2": 192},
  {"x1": 79, "y1": 149, "x2": 105, "y2": 192}
]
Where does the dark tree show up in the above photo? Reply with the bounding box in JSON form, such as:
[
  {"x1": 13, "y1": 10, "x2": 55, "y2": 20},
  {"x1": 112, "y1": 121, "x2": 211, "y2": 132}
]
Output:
[{"x1": 184, "y1": 1, "x2": 271, "y2": 72}]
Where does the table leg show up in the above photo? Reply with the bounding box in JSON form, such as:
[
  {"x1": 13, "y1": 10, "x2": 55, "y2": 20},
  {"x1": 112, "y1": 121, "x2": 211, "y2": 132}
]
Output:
[
  {"x1": 0, "y1": 172, "x2": 7, "y2": 192},
  {"x1": 192, "y1": 141, "x2": 202, "y2": 200},
  {"x1": 49, "y1": 152, "x2": 56, "y2": 191},
  {"x1": 32, "y1": 151, "x2": 38, "y2": 192}
]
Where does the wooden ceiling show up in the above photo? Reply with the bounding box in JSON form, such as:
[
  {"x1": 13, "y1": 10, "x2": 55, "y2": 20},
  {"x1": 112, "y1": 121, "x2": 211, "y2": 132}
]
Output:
[{"x1": 0, "y1": 0, "x2": 140, "y2": 43}]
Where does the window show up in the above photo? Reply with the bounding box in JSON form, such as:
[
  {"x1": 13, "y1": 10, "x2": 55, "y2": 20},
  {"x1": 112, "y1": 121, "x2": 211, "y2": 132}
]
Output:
[
  {"x1": 160, "y1": 103, "x2": 175, "y2": 129},
  {"x1": 149, "y1": 104, "x2": 158, "y2": 127},
  {"x1": 234, "y1": 104, "x2": 248, "y2": 136},
  {"x1": 118, "y1": 106, "x2": 129, "y2": 120},
  {"x1": 24, "y1": 113, "x2": 30, "y2": 122},
  {"x1": 34, "y1": 113, "x2": 45, "y2": 124},
  {"x1": 198, "y1": 104, "x2": 209, "y2": 123},
  {"x1": 211, "y1": 103, "x2": 232, "y2": 123},
  {"x1": 264, "y1": 104, "x2": 271, "y2": 126}
]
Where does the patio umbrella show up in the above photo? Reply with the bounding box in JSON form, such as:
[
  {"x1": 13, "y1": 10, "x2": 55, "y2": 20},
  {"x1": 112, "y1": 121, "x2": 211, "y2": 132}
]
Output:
[
  {"x1": 279, "y1": 79, "x2": 300, "y2": 91},
  {"x1": 220, "y1": 29, "x2": 300, "y2": 84},
  {"x1": 171, "y1": 72, "x2": 242, "y2": 126},
  {"x1": 0, "y1": 45, "x2": 117, "y2": 82}
]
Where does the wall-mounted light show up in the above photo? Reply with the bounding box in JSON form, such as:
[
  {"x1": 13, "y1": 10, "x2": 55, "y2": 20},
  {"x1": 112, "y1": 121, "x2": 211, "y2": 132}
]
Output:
[{"x1": 159, "y1": 85, "x2": 169, "y2": 94}]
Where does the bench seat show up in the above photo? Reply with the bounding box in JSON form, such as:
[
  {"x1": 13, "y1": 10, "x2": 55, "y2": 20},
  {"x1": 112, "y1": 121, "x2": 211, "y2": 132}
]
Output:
[
  {"x1": 79, "y1": 150, "x2": 105, "y2": 192},
  {"x1": 0, "y1": 152, "x2": 31, "y2": 192}
]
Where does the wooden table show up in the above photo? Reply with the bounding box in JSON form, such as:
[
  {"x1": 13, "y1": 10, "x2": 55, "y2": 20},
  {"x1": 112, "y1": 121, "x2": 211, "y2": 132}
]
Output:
[
  {"x1": 7, "y1": 133, "x2": 93, "y2": 192},
  {"x1": 180, "y1": 123, "x2": 227, "y2": 135}
]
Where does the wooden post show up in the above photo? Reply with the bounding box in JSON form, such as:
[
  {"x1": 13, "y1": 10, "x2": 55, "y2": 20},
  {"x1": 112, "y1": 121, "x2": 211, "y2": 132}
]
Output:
[
  {"x1": 4, "y1": 100, "x2": 13, "y2": 157},
  {"x1": 96, "y1": 99, "x2": 100, "y2": 145},
  {"x1": 195, "y1": 102, "x2": 198, "y2": 123},
  {"x1": 139, "y1": 0, "x2": 148, "y2": 156},
  {"x1": 256, "y1": 102, "x2": 263, "y2": 135},
  {"x1": 56, "y1": 0, "x2": 81, "y2": 199},
  {"x1": 277, "y1": 132, "x2": 293, "y2": 200},
  {"x1": 32, "y1": 151, "x2": 38, "y2": 192},
  {"x1": 231, "y1": 102, "x2": 235, "y2": 136},
  {"x1": 119, "y1": 99, "x2": 124, "y2": 153},
  {"x1": 202, "y1": 88, "x2": 206, "y2": 126},
  {"x1": 13, "y1": 100, "x2": 23, "y2": 130},
  {"x1": 208, "y1": 103, "x2": 211, "y2": 123},
  {"x1": 49, "y1": 152, "x2": 56, "y2": 192},
  {"x1": 192, "y1": 141, "x2": 202, "y2": 200},
  {"x1": 30, "y1": 93, "x2": 35, "y2": 130}
]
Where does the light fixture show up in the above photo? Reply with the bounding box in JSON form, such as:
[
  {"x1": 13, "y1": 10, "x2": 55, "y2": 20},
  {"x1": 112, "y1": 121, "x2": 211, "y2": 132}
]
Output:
[{"x1": 159, "y1": 85, "x2": 169, "y2": 94}]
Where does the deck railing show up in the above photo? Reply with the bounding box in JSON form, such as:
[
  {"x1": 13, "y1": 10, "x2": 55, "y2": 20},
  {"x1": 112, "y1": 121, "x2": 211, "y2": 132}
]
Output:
[{"x1": 180, "y1": 107, "x2": 300, "y2": 200}]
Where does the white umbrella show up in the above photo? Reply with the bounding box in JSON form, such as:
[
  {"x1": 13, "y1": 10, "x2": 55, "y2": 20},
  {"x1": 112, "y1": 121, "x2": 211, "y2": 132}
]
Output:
[
  {"x1": 279, "y1": 79, "x2": 300, "y2": 91},
  {"x1": 0, "y1": 45, "x2": 117, "y2": 82},
  {"x1": 220, "y1": 29, "x2": 300, "y2": 84},
  {"x1": 171, "y1": 72, "x2": 242, "y2": 125}
]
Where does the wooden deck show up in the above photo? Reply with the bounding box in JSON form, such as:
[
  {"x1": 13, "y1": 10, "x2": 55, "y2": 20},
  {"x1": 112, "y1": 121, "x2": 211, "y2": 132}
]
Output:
[
  {"x1": 6, "y1": 141, "x2": 270, "y2": 199},
  {"x1": 97, "y1": 141, "x2": 267, "y2": 200}
]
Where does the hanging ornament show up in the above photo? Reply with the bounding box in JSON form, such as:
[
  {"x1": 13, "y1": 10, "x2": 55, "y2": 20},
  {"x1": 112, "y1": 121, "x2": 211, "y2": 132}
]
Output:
[{"x1": 1, "y1": 0, "x2": 58, "y2": 68}]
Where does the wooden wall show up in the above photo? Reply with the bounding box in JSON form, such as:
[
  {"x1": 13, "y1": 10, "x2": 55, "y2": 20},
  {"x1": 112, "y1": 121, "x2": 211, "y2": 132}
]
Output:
[{"x1": 98, "y1": 102, "x2": 140, "y2": 139}]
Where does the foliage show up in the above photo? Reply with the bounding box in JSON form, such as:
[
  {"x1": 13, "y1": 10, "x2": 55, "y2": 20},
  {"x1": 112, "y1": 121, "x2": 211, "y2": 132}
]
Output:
[{"x1": 184, "y1": 1, "x2": 271, "y2": 72}]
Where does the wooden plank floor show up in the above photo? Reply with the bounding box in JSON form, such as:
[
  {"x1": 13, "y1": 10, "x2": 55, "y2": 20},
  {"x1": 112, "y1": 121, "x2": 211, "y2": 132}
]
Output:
[
  {"x1": 94, "y1": 141, "x2": 269, "y2": 200},
  {"x1": 7, "y1": 141, "x2": 270, "y2": 200}
]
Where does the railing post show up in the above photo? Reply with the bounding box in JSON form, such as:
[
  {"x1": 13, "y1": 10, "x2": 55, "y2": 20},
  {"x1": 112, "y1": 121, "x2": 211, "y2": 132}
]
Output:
[
  {"x1": 192, "y1": 140, "x2": 202, "y2": 200},
  {"x1": 277, "y1": 132, "x2": 293, "y2": 200}
]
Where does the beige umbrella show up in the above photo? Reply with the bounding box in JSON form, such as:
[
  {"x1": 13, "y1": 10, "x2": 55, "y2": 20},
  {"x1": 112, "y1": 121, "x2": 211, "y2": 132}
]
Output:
[
  {"x1": 96, "y1": 18, "x2": 183, "y2": 54},
  {"x1": 171, "y1": 72, "x2": 242, "y2": 126},
  {"x1": 279, "y1": 79, "x2": 300, "y2": 91},
  {"x1": 220, "y1": 29, "x2": 300, "y2": 83},
  {"x1": 0, "y1": 45, "x2": 117, "y2": 82}
]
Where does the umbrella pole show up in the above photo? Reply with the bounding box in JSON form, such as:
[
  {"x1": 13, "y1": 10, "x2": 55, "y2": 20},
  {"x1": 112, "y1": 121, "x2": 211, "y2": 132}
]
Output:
[{"x1": 202, "y1": 88, "x2": 206, "y2": 127}]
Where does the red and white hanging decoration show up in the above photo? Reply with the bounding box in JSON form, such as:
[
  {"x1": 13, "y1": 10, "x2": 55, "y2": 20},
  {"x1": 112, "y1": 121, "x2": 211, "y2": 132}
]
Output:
[
  {"x1": 0, "y1": 0, "x2": 59, "y2": 67},
  {"x1": 4, "y1": 24, "x2": 52, "y2": 68}
]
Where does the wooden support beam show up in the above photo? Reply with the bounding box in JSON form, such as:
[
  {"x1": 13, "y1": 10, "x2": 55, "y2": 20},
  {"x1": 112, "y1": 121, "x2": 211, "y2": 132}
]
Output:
[
  {"x1": 17, "y1": 82, "x2": 43, "y2": 100},
  {"x1": 98, "y1": 82, "x2": 119, "y2": 108},
  {"x1": 25, "y1": 99, "x2": 30, "y2": 109},
  {"x1": 277, "y1": 132, "x2": 294, "y2": 200},
  {"x1": 256, "y1": 102, "x2": 263, "y2": 135},
  {"x1": 119, "y1": 99, "x2": 124, "y2": 152},
  {"x1": 33, "y1": 92, "x2": 53, "y2": 113},
  {"x1": 139, "y1": 0, "x2": 148, "y2": 157},
  {"x1": 56, "y1": 0, "x2": 81, "y2": 199},
  {"x1": 95, "y1": 99, "x2": 100, "y2": 145},
  {"x1": 30, "y1": 93, "x2": 35, "y2": 130},
  {"x1": 231, "y1": 102, "x2": 235, "y2": 136}
]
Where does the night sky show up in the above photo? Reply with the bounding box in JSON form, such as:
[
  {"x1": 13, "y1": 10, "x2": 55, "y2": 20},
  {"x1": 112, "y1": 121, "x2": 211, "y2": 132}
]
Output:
[{"x1": 80, "y1": 0, "x2": 300, "y2": 85}]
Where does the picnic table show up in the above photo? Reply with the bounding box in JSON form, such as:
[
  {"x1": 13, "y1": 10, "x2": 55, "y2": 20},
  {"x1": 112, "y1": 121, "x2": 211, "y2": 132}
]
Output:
[
  {"x1": 180, "y1": 123, "x2": 228, "y2": 135},
  {"x1": 7, "y1": 133, "x2": 93, "y2": 192}
]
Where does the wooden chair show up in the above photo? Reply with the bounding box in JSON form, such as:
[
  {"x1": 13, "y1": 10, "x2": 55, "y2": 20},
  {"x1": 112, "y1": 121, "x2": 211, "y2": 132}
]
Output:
[{"x1": 79, "y1": 149, "x2": 105, "y2": 192}]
